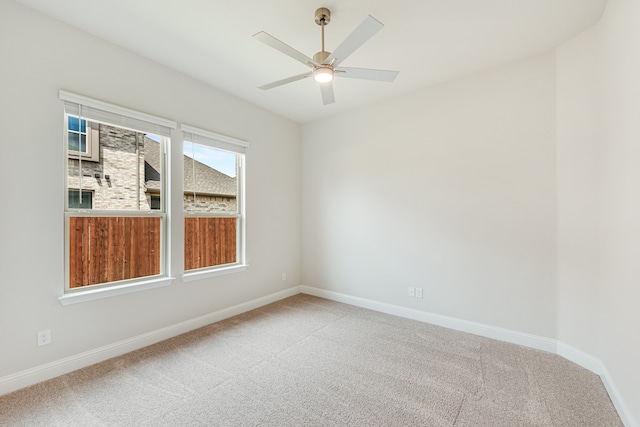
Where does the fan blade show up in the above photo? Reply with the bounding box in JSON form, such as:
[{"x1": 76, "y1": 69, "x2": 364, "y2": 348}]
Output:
[
  {"x1": 259, "y1": 72, "x2": 312, "y2": 90},
  {"x1": 320, "y1": 83, "x2": 335, "y2": 105},
  {"x1": 335, "y1": 67, "x2": 399, "y2": 82},
  {"x1": 324, "y1": 15, "x2": 384, "y2": 67},
  {"x1": 253, "y1": 31, "x2": 319, "y2": 68}
]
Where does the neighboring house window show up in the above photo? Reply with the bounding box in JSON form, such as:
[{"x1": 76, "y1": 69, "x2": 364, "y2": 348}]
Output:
[
  {"x1": 67, "y1": 116, "x2": 87, "y2": 152},
  {"x1": 150, "y1": 195, "x2": 161, "y2": 210},
  {"x1": 67, "y1": 115, "x2": 100, "y2": 162},
  {"x1": 61, "y1": 91, "x2": 176, "y2": 293},
  {"x1": 181, "y1": 124, "x2": 248, "y2": 272},
  {"x1": 68, "y1": 189, "x2": 93, "y2": 209}
]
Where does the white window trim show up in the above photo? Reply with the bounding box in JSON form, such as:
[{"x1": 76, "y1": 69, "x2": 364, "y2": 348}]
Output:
[
  {"x1": 60, "y1": 90, "x2": 176, "y2": 133},
  {"x1": 58, "y1": 93, "x2": 255, "y2": 303},
  {"x1": 58, "y1": 276, "x2": 176, "y2": 305},
  {"x1": 182, "y1": 264, "x2": 249, "y2": 283},
  {"x1": 61, "y1": 91, "x2": 177, "y2": 304},
  {"x1": 181, "y1": 124, "x2": 249, "y2": 151},
  {"x1": 180, "y1": 123, "x2": 249, "y2": 277}
]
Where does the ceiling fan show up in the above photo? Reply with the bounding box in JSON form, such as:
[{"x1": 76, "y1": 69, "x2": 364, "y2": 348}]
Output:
[{"x1": 253, "y1": 8, "x2": 399, "y2": 105}]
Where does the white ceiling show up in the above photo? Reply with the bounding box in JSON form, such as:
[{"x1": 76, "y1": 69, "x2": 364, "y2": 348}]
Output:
[{"x1": 14, "y1": 0, "x2": 607, "y2": 123}]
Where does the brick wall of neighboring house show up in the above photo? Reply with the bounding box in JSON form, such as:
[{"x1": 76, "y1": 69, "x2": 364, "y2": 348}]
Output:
[
  {"x1": 183, "y1": 194, "x2": 237, "y2": 213},
  {"x1": 68, "y1": 123, "x2": 236, "y2": 212},
  {"x1": 67, "y1": 124, "x2": 151, "y2": 210}
]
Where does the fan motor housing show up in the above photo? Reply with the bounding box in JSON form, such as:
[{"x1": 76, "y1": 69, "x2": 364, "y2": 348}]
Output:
[
  {"x1": 315, "y1": 8, "x2": 331, "y2": 26},
  {"x1": 313, "y1": 51, "x2": 331, "y2": 64}
]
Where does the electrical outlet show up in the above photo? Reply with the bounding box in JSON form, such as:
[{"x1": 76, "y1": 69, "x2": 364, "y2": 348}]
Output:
[
  {"x1": 408, "y1": 287, "x2": 415, "y2": 297},
  {"x1": 37, "y1": 330, "x2": 51, "y2": 347},
  {"x1": 416, "y1": 288, "x2": 423, "y2": 298},
  {"x1": 282, "y1": 272, "x2": 287, "y2": 281}
]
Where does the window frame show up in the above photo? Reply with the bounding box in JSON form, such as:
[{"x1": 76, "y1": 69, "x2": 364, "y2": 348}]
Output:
[
  {"x1": 67, "y1": 117, "x2": 100, "y2": 162},
  {"x1": 58, "y1": 92, "x2": 251, "y2": 304},
  {"x1": 150, "y1": 194, "x2": 161, "y2": 210},
  {"x1": 180, "y1": 124, "x2": 249, "y2": 280},
  {"x1": 68, "y1": 189, "x2": 94, "y2": 209},
  {"x1": 60, "y1": 90, "x2": 177, "y2": 304}
]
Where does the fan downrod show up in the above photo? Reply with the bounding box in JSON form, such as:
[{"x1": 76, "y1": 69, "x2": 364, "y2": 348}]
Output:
[{"x1": 314, "y1": 8, "x2": 332, "y2": 63}]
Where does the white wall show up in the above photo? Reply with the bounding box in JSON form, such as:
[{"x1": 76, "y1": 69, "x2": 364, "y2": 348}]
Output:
[
  {"x1": 557, "y1": 0, "x2": 640, "y2": 422},
  {"x1": 598, "y1": 1, "x2": 640, "y2": 419},
  {"x1": 556, "y1": 25, "x2": 602, "y2": 359},
  {"x1": 0, "y1": 0, "x2": 300, "y2": 377},
  {"x1": 302, "y1": 53, "x2": 557, "y2": 338},
  {"x1": 302, "y1": 0, "x2": 640, "y2": 420}
]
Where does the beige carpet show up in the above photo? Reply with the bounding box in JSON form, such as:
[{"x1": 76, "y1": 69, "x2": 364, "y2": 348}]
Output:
[{"x1": 0, "y1": 294, "x2": 622, "y2": 426}]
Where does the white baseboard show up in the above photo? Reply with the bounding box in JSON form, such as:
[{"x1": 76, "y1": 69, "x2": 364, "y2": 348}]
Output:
[
  {"x1": 1, "y1": 284, "x2": 637, "y2": 427},
  {"x1": 601, "y1": 365, "x2": 639, "y2": 427},
  {"x1": 556, "y1": 341, "x2": 603, "y2": 375},
  {"x1": 558, "y1": 342, "x2": 638, "y2": 427},
  {"x1": 300, "y1": 285, "x2": 638, "y2": 427},
  {"x1": 300, "y1": 286, "x2": 557, "y2": 353},
  {"x1": 0, "y1": 285, "x2": 301, "y2": 397}
]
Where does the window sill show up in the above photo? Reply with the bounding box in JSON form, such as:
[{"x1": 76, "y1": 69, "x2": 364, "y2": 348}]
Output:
[
  {"x1": 58, "y1": 277, "x2": 175, "y2": 306},
  {"x1": 182, "y1": 264, "x2": 249, "y2": 283}
]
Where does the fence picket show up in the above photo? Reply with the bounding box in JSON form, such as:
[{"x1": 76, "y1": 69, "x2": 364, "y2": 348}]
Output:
[
  {"x1": 69, "y1": 216, "x2": 235, "y2": 288},
  {"x1": 69, "y1": 217, "x2": 161, "y2": 288},
  {"x1": 184, "y1": 217, "x2": 236, "y2": 271}
]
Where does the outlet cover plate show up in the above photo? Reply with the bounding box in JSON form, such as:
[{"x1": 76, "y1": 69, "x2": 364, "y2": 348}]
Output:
[{"x1": 37, "y1": 330, "x2": 51, "y2": 347}]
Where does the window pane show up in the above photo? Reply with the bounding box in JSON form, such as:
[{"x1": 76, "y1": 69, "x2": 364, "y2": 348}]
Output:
[
  {"x1": 63, "y1": 95, "x2": 172, "y2": 294},
  {"x1": 68, "y1": 116, "x2": 86, "y2": 133},
  {"x1": 68, "y1": 190, "x2": 93, "y2": 209},
  {"x1": 68, "y1": 216, "x2": 161, "y2": 288},
  {"x1": 67, "y1": 120, "x2": 163, "y2": 211},
  {"x1": 68, "y1": 132, "x2": 87, "y2": 152},
  {"x1": 150, "y1": 195, "x2": 161, "y2": 210},
  {"x1": 182, "y1": 142, "x2": 240, "y2": 272},
  {"x1": 184, "y1": 217, "x2": 237, "y2": 270},
  {"x1": 183, "y1": 142, "x2": 237, "y2": 213}
]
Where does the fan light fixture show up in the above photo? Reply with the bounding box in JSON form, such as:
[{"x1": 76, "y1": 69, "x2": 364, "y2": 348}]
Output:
[
  {"x1": 313, "y1": 66, "x2": 334, "y2": 83},
  {"x1": 253, "y1": 7, "x2": 399, "y2": 105}
]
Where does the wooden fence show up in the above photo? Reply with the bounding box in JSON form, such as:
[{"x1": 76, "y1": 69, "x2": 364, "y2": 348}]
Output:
[
  {"x1": 184, "y1": 217, "x2": 236, "y2": 271},
  {"x1": 69, "y1": 216, "x2": 161, "y2": 288},
  {"x1": 69, "y1": 216, "x2": 237, "y2": 288}
]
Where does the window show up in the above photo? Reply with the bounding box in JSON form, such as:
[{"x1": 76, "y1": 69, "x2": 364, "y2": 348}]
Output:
[
  {"x1": 61, "y1": 91, "x2": 176, "y2": 295},
  {"x1": 150, "y1": 195, "x2": 161, "y2": 210},
  {"x1": 68, "y1": 189, "x2": 93, "y2": 209},
  {"x1": 67, "y1": 116, "x2": 87, "y2": 152},
  {"x1": 59, "y1": 92, "x2": 248, "y2": 302},
  {"x1": 67, "y1": 115, "x2": 100, "y2": 162},
  {"x1": 181, "y1": 125, "x2": 248, "y2": 273}
]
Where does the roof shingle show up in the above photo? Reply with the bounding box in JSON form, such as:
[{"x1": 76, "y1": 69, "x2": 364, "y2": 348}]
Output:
[{"x1": 144, "y1": 138, "x2": 236, "y2": 197}]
